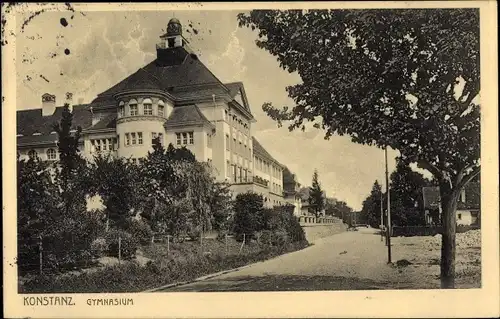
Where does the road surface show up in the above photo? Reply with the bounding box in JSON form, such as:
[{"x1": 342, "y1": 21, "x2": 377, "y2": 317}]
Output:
[{"x1": 159, "y1": 228, "x2": 444, "y2": 291}]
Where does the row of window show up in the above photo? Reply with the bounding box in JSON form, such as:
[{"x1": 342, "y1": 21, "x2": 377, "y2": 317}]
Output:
[
  {"x1": 25, "y1": 149, "x2": 57, "y2": 160},
  {"x1": 91, "y1": 138, "x2": 118, "y2": 152},
  {"x1": 176, "y1": 132, "x2": 194, "y2": 146},
  {"x1": 124, "y1": 132, "x2": 143, "y2": 146},
  {"x1": 227, "y1": 161, "x2": 252, "y2": 183},
  {"x1": 225, "y1": 134, "x2": 252, "y2": 157},
  {"x1": 271, "y1": 182, "x2": 283, "y2": 194},
  {"x1": 224, "y1": 110, "x2": 249, "y2": 133},
  {"x1": 119, "y1": 101, "x2": 166, "y2": 117},
  {"x1": 255, "y1": 157, "x2": 282, "y2": 179}
]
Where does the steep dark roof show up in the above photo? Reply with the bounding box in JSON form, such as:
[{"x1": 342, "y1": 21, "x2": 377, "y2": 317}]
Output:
[
  {"x1": 252, "y1": 137, "x2": 284, "y2": 168},
  {"x1": 224, "y1": 82, "x2": 250, "y2": 112},
  {"x1": 86, "y1": 113, "x2": 117, "y2": 131},
  {"x1": 225, "y1": 82, "x2": 243, "y2": 97},
  {"x1": 172, "y1": 85, "x2": 229, "y2": 100},
  {"x1": 17, "y1": 105, "x2": 92, "y2": 136},
  {"x1": 165, "y1": 104, "x2": 213, "y2": 128},
  {"x1": 17, "y1": 133, "x2": 58, "y2": 147},
  {"x1": 97, "y1": 68, "x2": 164, "y2": 97}
]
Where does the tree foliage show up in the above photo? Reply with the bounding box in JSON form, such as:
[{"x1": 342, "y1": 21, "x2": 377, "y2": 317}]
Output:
[
  {"x1": 238, "y1": 9, "x2": 480, "y2": 288},
  {"x1": 88, "y1": 153, "x2": 140, "y2": 229},
  {"x1": 233, "y1": 192, "x2": 266, "y2": 242},
  {"x1": 361, "y1": 180, "x2": 384, "y2": 228},
  {"x1": 308, "y1": 169, "x2": 325, "y2": 217},
  {"x1": 389, "y1": 160, "x2": 433, "y2": 227}
]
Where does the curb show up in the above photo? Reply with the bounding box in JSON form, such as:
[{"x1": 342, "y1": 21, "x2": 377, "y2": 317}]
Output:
[
  {"x1": 143, "y1": 263, "x2": 256, "y2": 292},
  {"x1": 144, "y1": 244, "x2": 315, "y2": 292}
]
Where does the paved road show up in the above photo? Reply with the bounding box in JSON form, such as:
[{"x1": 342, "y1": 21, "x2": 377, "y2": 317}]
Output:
[{"x1": 160, "y1": 228, "x2": 440, "y2": 292}]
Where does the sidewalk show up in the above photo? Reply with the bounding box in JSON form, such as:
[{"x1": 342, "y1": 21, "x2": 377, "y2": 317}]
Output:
[{"x1": 159, "y1": 228, "x2": 480, "y2": 291}]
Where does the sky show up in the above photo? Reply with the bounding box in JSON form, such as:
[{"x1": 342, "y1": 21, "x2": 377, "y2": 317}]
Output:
[{"x1": 14, "y1": 8, "x2": 403, "y2": 211}]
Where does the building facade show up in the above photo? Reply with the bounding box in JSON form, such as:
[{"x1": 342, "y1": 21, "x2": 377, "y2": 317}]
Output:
[{"x1": 16, "y1": 18, "x2": 285, "y2": 207}]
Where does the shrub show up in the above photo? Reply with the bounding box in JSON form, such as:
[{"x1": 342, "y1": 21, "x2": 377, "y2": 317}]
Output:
[
  {"x1": 127, "y1": 220, "x2": 153, "y2": 245},
  {"x1": 105, "y1": 229, "x2": 138, "y2": 259},
  {"x1": 90, "y1": 237, "x2": 108, "y2": 258},
  {"x1": 232, "y1": 192, "x2": 265, "y2": 242},
  {"x1": 267, "y1": 206, "x2": 306, "y2": 243}
]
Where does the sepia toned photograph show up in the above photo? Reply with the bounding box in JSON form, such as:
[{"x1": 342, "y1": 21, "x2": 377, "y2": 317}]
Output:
[{"x1": 2, "y1": 2, "x2": 499, "y2": 318}]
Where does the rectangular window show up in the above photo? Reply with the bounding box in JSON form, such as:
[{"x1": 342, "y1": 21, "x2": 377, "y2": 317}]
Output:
[
  {"x1": 226, "y1": 134, "x2": 230, "y2": 150},
  {"x1": 176, "y1": 133, "x2": 181, "y2": 145},
  {"x1": 182, "y1": 132, "x2": 188, "y2": 145},
  {"x1": 138, "y1": 132, "x2": 143, "y2": 145},
  {"x1": 207, "y1": 133, "x2": 212, "y2": 147},
  {"x1": 144, "y1": 104, "x2": 153, "y2": 115},
  {"x1": 131, "y1": 132, "x2": 137, "y2": 145},
  {"x1": 116, "y1": 135, "x2": 120, "y2": 149},
  {"x1": 239, "y1": 167, "x2": 243, "y2": 183},
  {"x1": 158, "y1": 133, "x2": 163, "y2": 145},
  {"x1": 120, "y1": 106, "x2": 125, "y2": 117},
  {"x1": 244, "y1": 169, "x2": 248, "y2": 182},
  {"x1": 125, "y1": 133, "x2": 130, "y2": 146},
  {"x1": 233, "y1": 165, "x2": 237, "y2": 183},
  {"x1": 458, "y1": 214, "x2": 462, "y2": 220},
  {"x1": 152, "y1": 132, "x2": 157, "y2": 145},
  {"x1": 130, "y1": 104, "x2": 138, "y2": 116},
  {"x1": 189, "y1": 132, "x2": 194, "y2": 145},
  {"x1": 158, "y1": 105, "x2": 164, "y2": 117}
]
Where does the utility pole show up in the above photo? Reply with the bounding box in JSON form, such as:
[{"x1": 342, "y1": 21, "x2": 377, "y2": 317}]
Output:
[
  {"x1": 380, "y1": 190, "x2": 384, "y2": 242},
  {"x1": 385, "y1": 146, "x2": 392, "y2": 264}
]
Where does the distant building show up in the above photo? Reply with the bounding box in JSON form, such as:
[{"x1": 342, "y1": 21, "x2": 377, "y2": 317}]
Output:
[
  {"x1": 16, "y1": 18, "x2": 285, "y2": 207},
  {"x1": 422, "y1": 181, "x2": 480, "y2": 226},
  {"x1": 283, "y1": 167, "x2": 303, "y2": 217}
]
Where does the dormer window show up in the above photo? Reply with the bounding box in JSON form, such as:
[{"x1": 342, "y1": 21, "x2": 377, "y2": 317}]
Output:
[
  {"x1": 143, "y1": 103, "x2": 153, "y2": 116},
  {"x1": 130, "y1": 104, "x2": 138, "y2": 116},
  {"x1": 158, "y1": 100, "x2": 166, "y2": 117},
  {"x1": 119, "y1": 101, "x2": 125, "y2": 117},
  {"x1": 28, "y1": 150, "x2": 38, "y2": 160},
  {"x1": 47, "y1": 148, "x2": 57, "y2": 160}
]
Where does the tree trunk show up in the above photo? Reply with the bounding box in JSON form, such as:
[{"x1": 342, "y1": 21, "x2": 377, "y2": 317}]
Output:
[{"x1": 439, "y1": 182, "x2": 460, "y2": 289}]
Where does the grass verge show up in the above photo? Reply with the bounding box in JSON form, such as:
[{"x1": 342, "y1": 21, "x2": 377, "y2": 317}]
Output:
[{"x1": 19, "y1": 240, "x2": 309, "y2": 293}]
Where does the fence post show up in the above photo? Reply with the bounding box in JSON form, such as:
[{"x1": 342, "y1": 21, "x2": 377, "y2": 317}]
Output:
[
  {"x1": 225, "y1": 234, "x2": 228, "y2": 255},
  {"x1": 167, "y1": 235, "x2": 170, "y2": 255},
  {"x1": 38, "y1": 236, "x2": 43, "y2": 275},
  {"x1": 239, "y1": 233, "x2": 245, "y2": 255},
  {"x1": 118, "y1": 236, "x2": 121, "y2": 264}
]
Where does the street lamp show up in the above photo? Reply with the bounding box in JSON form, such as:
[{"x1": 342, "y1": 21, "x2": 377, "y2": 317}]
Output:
[{"x1": 385, "y1": 146, "x2": 392, "y2": 264}]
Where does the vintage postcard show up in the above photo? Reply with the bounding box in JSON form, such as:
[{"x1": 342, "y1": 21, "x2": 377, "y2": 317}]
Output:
[{"x1": 2, "y1": 1, "x2": 499, "y2": 318}]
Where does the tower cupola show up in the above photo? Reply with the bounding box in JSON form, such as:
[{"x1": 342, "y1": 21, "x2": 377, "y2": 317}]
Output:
[
  {"x1": 167, "y1": 18, "x2": 182, "y2": 36},
  {"x1": 158, "y1": 18, "x2": 188, "y2": 49}
]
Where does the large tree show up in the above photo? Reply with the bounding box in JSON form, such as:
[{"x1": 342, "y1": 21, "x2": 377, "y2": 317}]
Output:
[
  {"x1": 238, "y1": 9, "x2": 480, "y2": 288},
  {"x1": 389, "y1": 160, "x2": 433, "y2": 227},
  {"x1": 308, "y1": 169, "x2": 325, "y2": 218},
  {"x1": 52, "y1": 103, "x2": 88, "y2": 216},
  {"x1": 361, "y1": 180, "x2": 384, "y2": 228}
]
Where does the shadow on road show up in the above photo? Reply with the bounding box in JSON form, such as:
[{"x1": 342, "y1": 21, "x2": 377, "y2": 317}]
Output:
[{"x1": 165, "y1": 274, "x2": 420, "y2": 292}]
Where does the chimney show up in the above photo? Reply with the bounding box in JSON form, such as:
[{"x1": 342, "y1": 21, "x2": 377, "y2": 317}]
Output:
[
  {"x1": 65, "y1": 92, "x2": 73, "y2": 112},
  {"x1": 42, "y1": 93, "x2": 56, "y2": 116}
]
